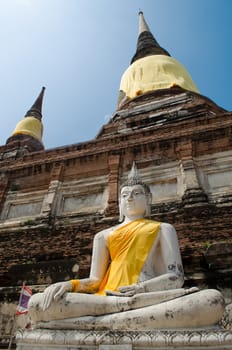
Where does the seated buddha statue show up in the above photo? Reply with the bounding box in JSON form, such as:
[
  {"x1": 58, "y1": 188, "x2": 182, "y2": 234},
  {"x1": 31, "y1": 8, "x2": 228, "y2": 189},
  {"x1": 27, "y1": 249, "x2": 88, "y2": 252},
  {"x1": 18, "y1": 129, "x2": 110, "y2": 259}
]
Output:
[{"x1": 28, "y1": 163, "x2": 225, "y2": 330}]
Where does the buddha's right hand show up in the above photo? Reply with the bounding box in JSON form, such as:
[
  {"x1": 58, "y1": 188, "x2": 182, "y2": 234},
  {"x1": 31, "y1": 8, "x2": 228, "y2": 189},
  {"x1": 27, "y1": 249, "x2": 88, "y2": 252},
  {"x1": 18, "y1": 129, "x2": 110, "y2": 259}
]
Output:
[{"x1": 42, "y1": 281, "x2": 72, "y2": 311}]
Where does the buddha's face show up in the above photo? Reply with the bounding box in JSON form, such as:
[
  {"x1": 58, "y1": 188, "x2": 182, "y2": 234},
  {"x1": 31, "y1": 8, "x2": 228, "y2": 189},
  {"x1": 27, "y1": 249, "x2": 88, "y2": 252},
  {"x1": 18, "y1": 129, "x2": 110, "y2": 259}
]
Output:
[{"x1": 120, "y1": 184, "x2": 149, "y2": 220}]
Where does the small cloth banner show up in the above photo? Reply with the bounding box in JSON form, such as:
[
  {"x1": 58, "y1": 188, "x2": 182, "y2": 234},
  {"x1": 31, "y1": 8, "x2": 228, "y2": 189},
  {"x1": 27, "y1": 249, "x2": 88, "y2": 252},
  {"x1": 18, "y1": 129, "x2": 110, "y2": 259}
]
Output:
[{"x1": 16, "y1": 285, "x2": 32, "y2": 315}]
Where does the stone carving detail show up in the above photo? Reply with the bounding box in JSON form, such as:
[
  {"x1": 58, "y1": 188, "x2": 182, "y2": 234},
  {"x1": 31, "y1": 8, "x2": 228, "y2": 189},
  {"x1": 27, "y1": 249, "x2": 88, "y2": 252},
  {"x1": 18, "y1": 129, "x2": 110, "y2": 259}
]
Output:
[
  {"x1": 220, "y1": 303, "x2": 232, "y2": 330},
  {"x1": 16, "y1": 329, "x2": 232, "y2": 349}
]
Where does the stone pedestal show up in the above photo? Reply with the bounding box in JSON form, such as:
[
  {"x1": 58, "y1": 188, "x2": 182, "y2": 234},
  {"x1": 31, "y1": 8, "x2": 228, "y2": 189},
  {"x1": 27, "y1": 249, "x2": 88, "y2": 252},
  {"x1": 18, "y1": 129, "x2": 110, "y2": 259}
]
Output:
[{"x1": 16, "y1": 328, "x2": 232, "y2": 350}]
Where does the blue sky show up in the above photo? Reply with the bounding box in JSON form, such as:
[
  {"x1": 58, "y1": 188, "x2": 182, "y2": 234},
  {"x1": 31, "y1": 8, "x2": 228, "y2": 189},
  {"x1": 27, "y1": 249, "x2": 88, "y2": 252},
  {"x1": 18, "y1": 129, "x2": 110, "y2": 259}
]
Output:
[{"x1": 0, "y1": 0, "x2": 231, "y2": 149}]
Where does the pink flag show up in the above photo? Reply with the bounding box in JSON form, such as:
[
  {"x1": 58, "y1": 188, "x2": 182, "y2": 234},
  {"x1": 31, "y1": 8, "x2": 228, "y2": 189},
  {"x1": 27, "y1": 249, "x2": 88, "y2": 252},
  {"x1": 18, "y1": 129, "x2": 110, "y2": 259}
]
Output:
[{"x1": 16, "y1": 285, "x2": 32, "y2": 315}]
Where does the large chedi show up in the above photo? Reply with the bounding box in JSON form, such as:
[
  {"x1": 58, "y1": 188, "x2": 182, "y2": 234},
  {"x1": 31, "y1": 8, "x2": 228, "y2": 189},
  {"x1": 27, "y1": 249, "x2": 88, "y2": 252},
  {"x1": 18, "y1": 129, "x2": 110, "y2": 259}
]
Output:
[{"x1": 118, "y1": 11, "x2": 199, "y2": 108}]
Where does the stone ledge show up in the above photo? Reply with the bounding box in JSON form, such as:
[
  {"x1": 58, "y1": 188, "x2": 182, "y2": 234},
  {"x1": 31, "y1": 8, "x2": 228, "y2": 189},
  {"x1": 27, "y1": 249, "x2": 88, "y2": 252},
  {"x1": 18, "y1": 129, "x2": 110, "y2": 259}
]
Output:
[{"x1": 16, "y1": 328, "x2": 232, "y2": 350}]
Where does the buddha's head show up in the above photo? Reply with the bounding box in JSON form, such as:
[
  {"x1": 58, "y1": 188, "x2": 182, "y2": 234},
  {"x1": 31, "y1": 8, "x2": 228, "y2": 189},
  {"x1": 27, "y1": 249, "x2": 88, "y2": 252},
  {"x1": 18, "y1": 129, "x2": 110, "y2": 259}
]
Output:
[{"x1": 119, "y1": 163, "x2": 152, "y2": 221}]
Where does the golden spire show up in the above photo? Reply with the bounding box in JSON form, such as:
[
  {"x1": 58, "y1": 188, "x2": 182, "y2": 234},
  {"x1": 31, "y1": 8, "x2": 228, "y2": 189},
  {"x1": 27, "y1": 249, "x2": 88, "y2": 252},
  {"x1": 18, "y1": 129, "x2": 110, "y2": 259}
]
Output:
[
  {"x1": 118, "y1": 12, "x2": 199, "y2": 107},
  {"x1": 10, "y1": 87, "x2": 45, "y2": 143}
]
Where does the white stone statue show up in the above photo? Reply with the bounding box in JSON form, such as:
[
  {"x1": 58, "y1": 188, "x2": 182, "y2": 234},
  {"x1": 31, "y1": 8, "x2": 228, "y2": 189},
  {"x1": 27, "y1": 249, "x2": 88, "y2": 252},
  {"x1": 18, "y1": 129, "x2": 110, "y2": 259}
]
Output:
[{"x1": 29, "y1": 163, "x2": 225, "y2": 330}]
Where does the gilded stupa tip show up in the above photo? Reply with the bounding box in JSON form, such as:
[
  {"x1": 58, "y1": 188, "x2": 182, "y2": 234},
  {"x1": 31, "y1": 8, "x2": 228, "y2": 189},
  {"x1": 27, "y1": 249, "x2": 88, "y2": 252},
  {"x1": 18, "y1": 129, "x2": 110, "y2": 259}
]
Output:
[{"x1": 118, "y1": 12, "x2": 199, "y2": 108}]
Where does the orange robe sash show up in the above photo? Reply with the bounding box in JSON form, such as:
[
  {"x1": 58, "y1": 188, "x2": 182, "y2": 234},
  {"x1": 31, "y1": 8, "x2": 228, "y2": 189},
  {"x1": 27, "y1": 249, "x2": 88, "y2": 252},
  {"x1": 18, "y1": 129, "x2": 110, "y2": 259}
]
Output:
[{"x1": 97, "y1": 219, "x2": 160, "y2": 295}]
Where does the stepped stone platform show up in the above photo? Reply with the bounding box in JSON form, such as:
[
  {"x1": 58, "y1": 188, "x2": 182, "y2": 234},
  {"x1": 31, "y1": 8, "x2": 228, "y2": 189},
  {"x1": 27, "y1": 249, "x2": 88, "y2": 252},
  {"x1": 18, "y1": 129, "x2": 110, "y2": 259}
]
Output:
[{"x1": 16, "y1": 327, "x2": 232, "y2": 350}]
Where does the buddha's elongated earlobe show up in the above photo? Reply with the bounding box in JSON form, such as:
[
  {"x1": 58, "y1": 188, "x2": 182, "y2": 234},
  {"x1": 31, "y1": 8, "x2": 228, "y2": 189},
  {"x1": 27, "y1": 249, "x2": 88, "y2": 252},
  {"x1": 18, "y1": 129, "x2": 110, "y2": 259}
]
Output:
[
  {"x1": 145, "y1": 192, "x2": 152, "y2": 217},
  {"x1": 118, "y1": 196, "x2": 124, "y2": 222},
  {"x1": 119, "y1": 202, "x2": 124, "y2": 222}
]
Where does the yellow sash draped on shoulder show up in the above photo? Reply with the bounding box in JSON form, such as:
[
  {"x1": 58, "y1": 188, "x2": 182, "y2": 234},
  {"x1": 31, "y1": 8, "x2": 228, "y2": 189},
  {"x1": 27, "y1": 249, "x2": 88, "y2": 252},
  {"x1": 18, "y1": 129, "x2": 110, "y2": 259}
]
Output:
[{"x1": 97, "y1": 219, "x2": 160, "y2": 295}]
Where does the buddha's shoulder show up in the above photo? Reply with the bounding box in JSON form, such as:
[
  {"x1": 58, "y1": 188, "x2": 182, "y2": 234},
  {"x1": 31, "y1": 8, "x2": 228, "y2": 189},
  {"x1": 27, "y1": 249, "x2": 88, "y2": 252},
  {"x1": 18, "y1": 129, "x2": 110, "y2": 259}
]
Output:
[
  {"x1": 160, "y1": 222, "x2": 176, "y2": 234},
  {"x1": 94, "y1": 224, "x2": 121, "y2": 241},
  {"x1": 142, "y1": 220, "x2": 175, "y2": 232}
]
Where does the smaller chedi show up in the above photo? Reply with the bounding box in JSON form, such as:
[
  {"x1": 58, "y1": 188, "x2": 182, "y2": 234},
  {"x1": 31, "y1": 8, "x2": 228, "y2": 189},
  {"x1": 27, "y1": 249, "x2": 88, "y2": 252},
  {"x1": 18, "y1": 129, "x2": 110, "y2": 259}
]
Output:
[
  {"x1": 5, "y1": 87, "x2": 45, "y2": 155},
  {"x1": 29, "y1": 163, "x2": 225, "y2": 330}
]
